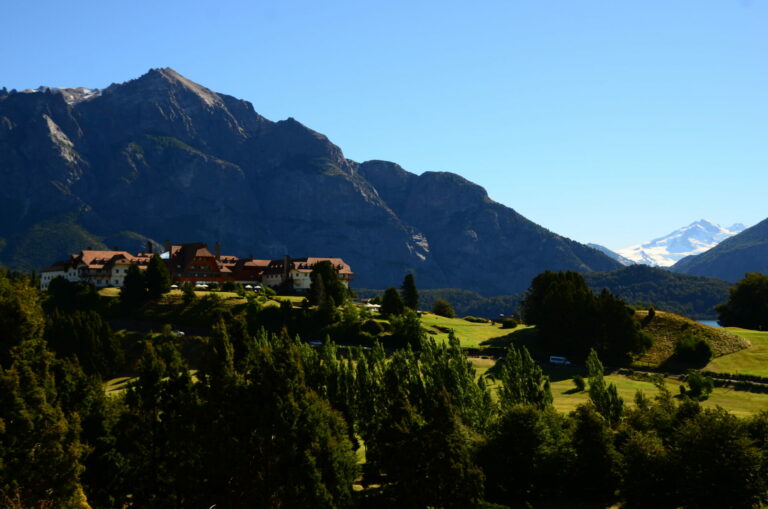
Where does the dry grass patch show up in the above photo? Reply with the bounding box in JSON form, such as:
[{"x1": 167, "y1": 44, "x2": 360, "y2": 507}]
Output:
[{"x1": 633, "y1": 310, "x2": 749, "y2": 368}]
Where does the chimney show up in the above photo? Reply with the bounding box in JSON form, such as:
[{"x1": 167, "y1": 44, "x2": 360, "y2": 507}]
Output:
[
  {"x1": 283, "y1": 254, "x2": 290, "y2": 280},
  {"x1": 215, "y1": 241, "x2": 221, "y2": 260}
]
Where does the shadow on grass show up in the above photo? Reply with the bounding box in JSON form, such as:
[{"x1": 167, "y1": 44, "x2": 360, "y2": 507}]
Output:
[{"x1": 479, "y1": 326, "x2": 540, "y2": 351}]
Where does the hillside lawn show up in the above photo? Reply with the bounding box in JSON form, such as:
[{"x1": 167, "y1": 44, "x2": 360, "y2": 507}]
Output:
[
  {"x1": 704, "y1": 328, "x2": 768, "y2": 377},
  {"x1": 421, "y1": 312, "x2": 531, "y2": 349}
]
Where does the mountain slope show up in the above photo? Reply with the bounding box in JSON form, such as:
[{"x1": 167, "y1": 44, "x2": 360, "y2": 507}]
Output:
[
  {"x1": 0, "y1": 68, "x2": 621, "y2": 292},
  {"x1": 672, "y1": 217, "x2": 768, "y2": 281},
  {"x1": 587, "y1": 243, "x2": 635, "y2": 266},
  {"x1": 584, "y1": 265, "x2": 731, "y2": 318},
  {"x1": 616, "y1": 219, "x2": 745, "y2": 267}
]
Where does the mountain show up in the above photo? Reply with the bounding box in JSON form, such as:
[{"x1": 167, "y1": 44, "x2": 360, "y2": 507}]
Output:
[
  {"x1": 615, "y1": 219, "x2": 745, "y2": 267},
  {"x1": 672, "y1": 217, "x2": 768, "y2": 282},
  {"x1": 0, "y1": 68, "x2": 621, "y2": 294},
  {"x1": 587, "y1": 243, "x2": 635, "y2": 266}
]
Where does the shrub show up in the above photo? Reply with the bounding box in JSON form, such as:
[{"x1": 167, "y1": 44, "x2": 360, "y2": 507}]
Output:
[
  {"x1": 674, "y1": 333, "x2": 713, "y2": 366},
  {"x1": 684, "y1": 370, "x2": 714, "y2": 400},
  {"x1": 361, "y1": 319, "x2": 385, "y2": 336},
  {"x1": 463, "y1": 316, "x2": 489, "y2": 323},
  {"x1": 501, "y1": 317, "x2": 518, "y2": 329},
  {"x1": 432, "y1": 298, "x2": 456, "y2": 318},
  {"x1": 573, "y1": 374, "x2": 586, "y2": 392}
]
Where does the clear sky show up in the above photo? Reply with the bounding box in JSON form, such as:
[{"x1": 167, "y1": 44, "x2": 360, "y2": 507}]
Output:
[{"x1": 2, "y1": 0, "x2": 766, "y2": 250}]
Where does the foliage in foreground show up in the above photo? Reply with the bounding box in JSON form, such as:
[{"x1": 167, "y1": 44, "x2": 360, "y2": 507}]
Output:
[{"x1": 1, "y1": 270, "x2": 768, "y2": 508}]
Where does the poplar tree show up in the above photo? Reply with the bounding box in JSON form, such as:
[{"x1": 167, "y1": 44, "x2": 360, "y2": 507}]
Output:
[
  {"x1": 498, "y1": 344, "x2": 552, "y2": 410},
  {"x1": 586, "y1": 348, "x2": 624, "y2": 427}
]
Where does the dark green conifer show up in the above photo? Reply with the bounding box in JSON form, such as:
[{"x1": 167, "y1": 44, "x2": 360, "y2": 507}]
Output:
[{"x1": 400, "y1": 273, "x2": 419, "y2": 311}]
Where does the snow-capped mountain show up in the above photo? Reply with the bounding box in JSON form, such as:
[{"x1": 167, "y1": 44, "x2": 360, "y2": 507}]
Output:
[
  {"x1": 616, "y1": 220, "x2": 746, "y2": 267},
  {"x1": 587, "y1": 243, "x2": 636, "y2": 266}
]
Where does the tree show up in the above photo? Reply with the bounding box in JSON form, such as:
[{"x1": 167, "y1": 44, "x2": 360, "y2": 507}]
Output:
[
  {"x1": 45, "y1": 309, "x2": 124, "y2": 378},
  {"x1": 432, "y1": 298, "x2": 456, "y2": 318},
  {"x1": 0, "y1": 272, "x2": 45, "y2": 365},
  {"x1": 586, "y1": 349, "x2": 623, "y2": 427},
  {"x1": 120, "y1": 264, "x2": 148, "y2": 308},
  {"x1": 380, "y1": 286, "x2": 405, "y2": 317},
  {"x1": 386, "y1": 309, "x2": 424, "y2": 350},
  {"x1": 521, "y1": 270, "x2": 646, "y2": 364},
  {"x1": 683, "y1": 370, "x2": 714, "y2": 400},
  {"x1": 717, "y1": 272, "x2": 768, "y2": 330},
  {"x1": 570, "y1": 404, "x2": 621, "y2": 504},
  {"x1": 400, "y1": 273, "x2": 419, "y2": 311},
  {"x1": 498, "y1": 344, "x2": 552, "y2": 409},
  {"x1": 145, "y1": 254, "x2": 171, "y2": 299},
  {"x1": 0, "y1": 340, "x2": 87, "y2": 507},
  {"x1": 480, "y1": 405, "x2": 573, "y2": 507},
  {"x1": 308, "y1": 261, "x2": 348, "y2": 306}
]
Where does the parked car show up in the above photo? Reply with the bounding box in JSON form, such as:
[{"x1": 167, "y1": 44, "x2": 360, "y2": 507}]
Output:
[{"x1": 549, "y1": 355, "x2": 571, "y2": 366}]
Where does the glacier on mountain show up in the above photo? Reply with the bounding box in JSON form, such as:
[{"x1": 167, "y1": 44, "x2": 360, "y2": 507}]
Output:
[{"x1": 616, "y1": 219, "x2": 746, "y2": 267}]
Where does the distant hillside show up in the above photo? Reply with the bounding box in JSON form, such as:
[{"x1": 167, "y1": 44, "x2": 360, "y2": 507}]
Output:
[
  {"x1": 672, "y1": 217, "x2": 768, "y2": 281},
  {"x1": 584, "y1": 265, "x2": 730, "y2": 319},
  {"x1": 633, "y1": 310, "x2": 750, "y2": 368},
  {"x1": 0, "y1": 67, "x2": 620, "y2": 294},
  {"x1": 358, "y1": 265, "x2": 728, "y2": 319},
  {"x1": 355, "y1": 288, "x2": 524, "y2": 319}
]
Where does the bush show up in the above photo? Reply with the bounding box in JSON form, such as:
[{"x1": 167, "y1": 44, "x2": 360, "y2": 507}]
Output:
[
  {"x1": 684, "y1": 370, "x2": 714, "y2": 400},
  {"x1": 674, "y1": 333, "x2": 713, "y2": 366},
  {"x1": 361, "y1": 319, "x2": 385, "y2": 336},
  {"x1": 573, "y1": 374, "x2": 586, "y2": 392},
  {"x1": 463, "y1": 316, "x2": 489, "y2": 323},
  {"x1": 500, "y1": 317, "x2": 518, "y2": 329},
  {"x1": 432, "y1": 298, "x2": 456, "y2": 318}
]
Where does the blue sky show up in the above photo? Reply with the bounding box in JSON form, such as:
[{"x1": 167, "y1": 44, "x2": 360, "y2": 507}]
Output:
[{"x1": 2, "y1": 0, "x2": 766, "y2": 249}]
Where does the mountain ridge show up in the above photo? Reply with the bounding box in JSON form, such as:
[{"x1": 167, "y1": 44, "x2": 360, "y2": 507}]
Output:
[{"x1": 0, "y1": 67, "x2": 621, "y2": 293}]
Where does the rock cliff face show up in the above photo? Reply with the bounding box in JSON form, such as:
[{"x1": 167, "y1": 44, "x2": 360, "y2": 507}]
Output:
[{"x1": 0, "y1": 68, "x2": 620, "y2": 293}]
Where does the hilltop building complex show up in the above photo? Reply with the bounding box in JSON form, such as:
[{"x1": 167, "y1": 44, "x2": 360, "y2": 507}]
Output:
[{"x1": 40, "y1": 242, "x2": 353, "y2": 291}]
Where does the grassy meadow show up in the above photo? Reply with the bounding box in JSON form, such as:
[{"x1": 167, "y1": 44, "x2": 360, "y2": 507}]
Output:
[{"x1": 704, "y1": 328, "x2": 768, "y2": 377}]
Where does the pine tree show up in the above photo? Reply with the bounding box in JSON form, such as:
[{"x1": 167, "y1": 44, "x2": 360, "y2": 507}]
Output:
[
  {"x1": 120, "y1": 264, "x2": 149, "y2": 308},
  {"x1": 400, "y1": 273, "x2": 419, "y2": 311},
  {"x1": 145, "y1": 254, "x2": 171, "y2": 299},
  {"x1": 380, "y1": 286, "x2": 405, "y2": 317}
]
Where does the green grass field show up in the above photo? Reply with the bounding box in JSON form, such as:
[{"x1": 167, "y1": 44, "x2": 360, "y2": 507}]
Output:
[
  {"x1": 469, "y1": 358, "x2": 768, "y2": 417},
  {"x1": 420, "y1": 312, "x2": 530, "y2": 349},
  {"x1": 704, "y1": 328, "x2": 768, "y2": 377}
]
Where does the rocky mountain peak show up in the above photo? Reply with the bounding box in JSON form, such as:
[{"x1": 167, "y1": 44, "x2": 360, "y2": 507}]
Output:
[{"x1": 0, "y1": 68, "x2": 622, "y2": 293}]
